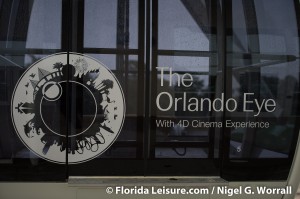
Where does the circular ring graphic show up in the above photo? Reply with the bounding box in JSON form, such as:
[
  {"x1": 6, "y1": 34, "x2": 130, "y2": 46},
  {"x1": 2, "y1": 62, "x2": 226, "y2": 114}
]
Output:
[
  {"x1": 40, "y1": 81, "x2": 98, "y2": 138},
  {"x1": 11, "y1": 53, "x2": 125, "y2": 164},
  {"x1": 42, "y1": 81, "x2": 62, "y2": 101}
]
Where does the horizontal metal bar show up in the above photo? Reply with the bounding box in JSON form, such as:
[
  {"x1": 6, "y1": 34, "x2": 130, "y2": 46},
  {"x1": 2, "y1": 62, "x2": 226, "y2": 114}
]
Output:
[
  {"x1": 0, "y1": 48, "x2": 139, "y2": 55},
  {"x1": 68, "y1": 176, "x2": 227, "y2": 186},
  {"x1": 157, "y1": 49, "x2": 217, "y2": 57}
]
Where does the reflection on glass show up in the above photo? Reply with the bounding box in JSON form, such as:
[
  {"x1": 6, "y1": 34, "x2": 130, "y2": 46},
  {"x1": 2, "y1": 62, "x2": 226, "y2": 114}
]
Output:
[
  {"x1": 158, "y1": 0, "x2": 210, "y2": 51},
  {"x1": 26, "y1": 0, "x2": 62, "y2": 49},
  {"x1": 0, "y1": 0, "x2": 65, "y2": 181},
  {"x1": 25, "y1": 54, "x2": 47, "y2": 68},
  {"x1": 87, "y1": 54, "x2": 117, "y2": 70},
  {"x1": 156, "y1": 148, "x2": 208, "y2": 158},
  {"x1": 85, "y1": 54, "x2": 139, "y2": 158},
  {"x1": 228, "y1": 0, "x2": 299, "y2": 159},
  {"x1": 84, "y1": 0, "x2": 138, "y2": 49},
  {"x1": 158, "y1": 56, "x2": 210, "y2": 72},
  {"x1": 153, "y1": 0, "x2": 219, "y2": 160}
]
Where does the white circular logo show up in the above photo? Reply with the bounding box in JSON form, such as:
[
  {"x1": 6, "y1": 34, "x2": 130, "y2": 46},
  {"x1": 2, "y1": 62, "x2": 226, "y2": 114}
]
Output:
[{"x1": 11, "y1": 53, "x2": 125, "y2": 164}]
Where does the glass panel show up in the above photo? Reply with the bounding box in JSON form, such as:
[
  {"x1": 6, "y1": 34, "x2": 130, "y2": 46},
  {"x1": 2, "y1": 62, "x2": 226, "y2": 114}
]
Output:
[
  {"x1": 0, "y1": 0, "x2": 66, "y2": 181},
  {"x1": 84, "y1": 0, "x2": 138, "y2": 49},
  {"x1": 26, "y1": 0, "x2": 62, "y2": 49},
  {"x1": 87, "y1": 54, "x2": 117, "y2": 70},
  {"x1": 68, "y1": 0, "x2": 143, "y2": 176},
  {"x1": 158, "y1": 0, "x2": 211, "y2": 51},
  {"x1": 254, "y1": 0, "x2": 298, "y2": 54},
  {"x1": 228, "y1": 0, "x2": 299, "y2": 159},
  {"x1": 222, "y1": 0, "x2": 300, "y2": 181},
  {"x1": 148, "y1": 0, "x2": 220, "y2": 175}
]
